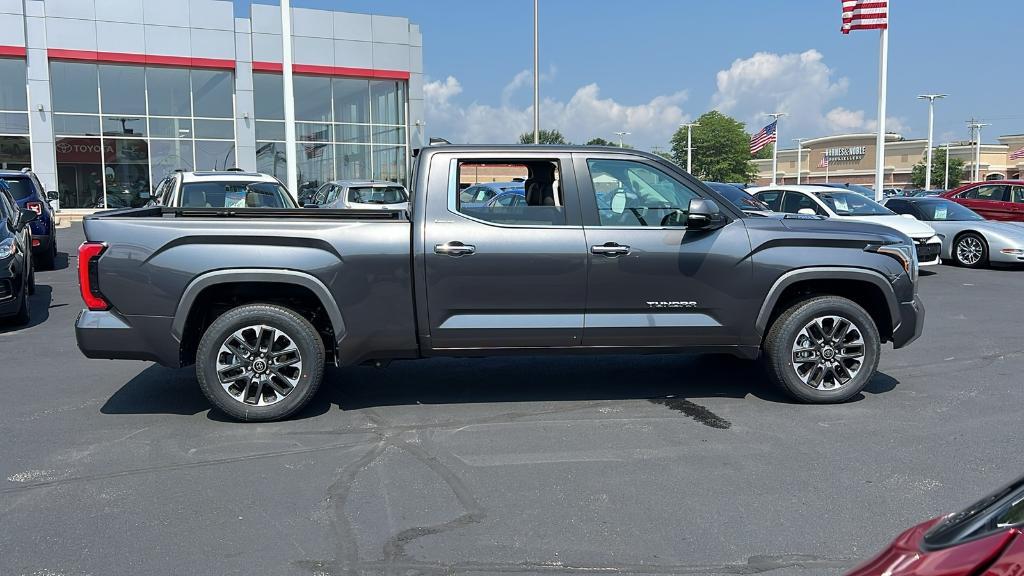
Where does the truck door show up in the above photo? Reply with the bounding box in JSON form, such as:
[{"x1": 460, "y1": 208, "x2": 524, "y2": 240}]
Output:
[
  {"x1": 574, "y1": 153, "x2": 753, "y2": 348},
  {"x1": 421, "y1": 153, "x2": 588, "y2": 349}
]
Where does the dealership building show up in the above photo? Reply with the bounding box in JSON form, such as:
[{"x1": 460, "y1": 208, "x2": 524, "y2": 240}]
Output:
[
  {"x1": 0, "y1": 0, "x2": 424, "y2": 211},
  {"x1": 754, "y1": 132, "x2": 1024, "y2": 188}
]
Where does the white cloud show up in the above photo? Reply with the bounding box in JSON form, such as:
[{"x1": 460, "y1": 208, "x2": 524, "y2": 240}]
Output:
[
  {"x1": 712, "y1": 49, "x2": 908, "y2": 138},
  {"x1": 423, "y1": 72, "x2": 689, "y2": 149}
]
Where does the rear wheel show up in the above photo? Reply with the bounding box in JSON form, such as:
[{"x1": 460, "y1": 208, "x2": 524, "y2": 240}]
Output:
[
  {"x1": 953, "y1": 233, "x2": 987, "y2": 268},
  {"x1": 11, "y1": 278, "x2": 30, "y2": 325},
  {"x1": 196, "y1": 304, "x2": 325, "y2": 422},
  {"x1": 763, "y1": 296, "x2": 880, "y2": 403}
]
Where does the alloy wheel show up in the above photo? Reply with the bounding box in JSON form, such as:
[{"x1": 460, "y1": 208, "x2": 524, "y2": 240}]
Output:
[
  {"x1": 791, "y1": 315, "x2": 865, "y2": 391},
  {"x1": 216, "y1": 324, "x2": 303, "y2": 406},
  {"x1": 956, "y1": 236, "x2": 984, "y2": 266}
]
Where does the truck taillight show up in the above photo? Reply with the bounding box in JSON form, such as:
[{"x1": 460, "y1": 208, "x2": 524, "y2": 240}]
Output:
[
  {"x1": 78, "y1": 242, "x2": 109, "y2": 311},
  {"x1": 26, "y1": 201, "x2": 43, "y2": 215}
]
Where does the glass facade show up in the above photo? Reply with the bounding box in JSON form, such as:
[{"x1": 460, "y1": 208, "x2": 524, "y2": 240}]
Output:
[
  {"x1": 0, "y1": 57, "x2": 30, "y2": 171},
  {"x1": 50, "y1": 61, "x2": 236, "y2": 209},
  {"x1": 254, "y1": 73, "x2": 408, "y2": 199}
]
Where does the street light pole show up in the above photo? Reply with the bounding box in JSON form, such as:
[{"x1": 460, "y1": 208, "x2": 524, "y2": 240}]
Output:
[
  {"x1": 917, "y1": 94, "x2": 947, "y2": 190},
  {"x1": 680, "y1": 122, "x2": 699, "y2": 174},
  {"x1": 766, "y1": 112, "x2": 785, "y2": 186},
  {"x1": 793, "y1": 138, "x2": 806, "y2": 185},
  {"x1": 532, "y1": 0, "x2": 539, "y2": 144},
  {"x1": 967, "y1": 120, "x2": 990, "y2": 181},
  {"x1": 614, "y1": 131, "x2": 630, "y2": 148},
  {"x1": 281, "y1": 0, "x2": 298, "y2": 194}
]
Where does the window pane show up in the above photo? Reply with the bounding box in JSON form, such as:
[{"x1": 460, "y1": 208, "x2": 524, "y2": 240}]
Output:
[
  {"x1": 0, "y1": 136, "x2": 31, "y2": 171},
  {"x1": 195, "y1": 139, "x2": 236, "y2": 170},
  {"x1": 0, "y1": 58, "x2": 27, "y2": 111},
  {"x1": 147, "y1": 67, "x2": 191, "y2": 116},
  {"x1": 0, "y1": 112, "x2": 28, "y2": 134},
  {"x1": 371, "y1": 145, "x2": 406, "y2": 184},
  {"x1": 193, "y1": 119, "x2": 234, "y2": 139},
  {"x1": 149, "y1": 139, "x2": 194, "y2": 182},
  {"x1": 149, "y1": 117, "x2": 193, "y2": 138},
  {"x1": 296, "y1": 142, "x2": 334, "y2": 199},
  {"x1": 336, "y1": 144, "x2": 369, "y2": 181},
  {"x1": 333, "y1": 78, "x2": 369, "y2": 123},
  {"x1": 255, "y1": 121, "x2": 284, "y2": 141},
  {"x1": 297, "y1": 122, "x2": 331, "y2": 142},
  {"x1": 99, "y1": 64, "x2": 145, "y2": 115},
  {"x1": 256, "y1": 141, "x2": 287, "y2": 181},
  {"x1": 51, "y1": 62, "x2": 99, "y2": 113},
  {"x1": 253, "y1": 73, "x2": 283, "y2": 120},
  {"x1": 371, "y1": 126, "x2": 405, "y2": 145},
  {"x1": 336, "y1": 124, "x2": 369, "y2": 144},
  {"x1": 294, "y1": 75, "x2": 331, "y2": 122},
  {"x1": 457, "y1": 160, "x2": 562, "y2": 225},
  {"x1": 103, "y1": 139, "x2": 150, "y2": 208},
  {"x1": 370, "y1": 80, "x2": 404, "y2": 125},
  {"x1": 103, "y1": 116, "x2": 146, "y2": 137},
  {"x1": 55, "y1": 137, "x2": 104, "y2": 208},
  {"x1": 191, "y1": 69, "x2": 233, "y2": 118},
  {"x1": 587, "y1": 158, "x2": 699, "y2": 227}
]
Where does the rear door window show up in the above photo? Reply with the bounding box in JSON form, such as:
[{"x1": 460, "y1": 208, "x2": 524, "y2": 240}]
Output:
[
  {"x1": 454, "y1": 160, "x2": 567, "y2": 226},
  {"x1": 961, "y1": 184, "x2": 1010, "y2": 202}
]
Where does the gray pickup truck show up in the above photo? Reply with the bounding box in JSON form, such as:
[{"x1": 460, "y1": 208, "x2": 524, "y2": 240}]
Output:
[{"x1": 76, "y1": 146, "x2": 924, "y2": 421}]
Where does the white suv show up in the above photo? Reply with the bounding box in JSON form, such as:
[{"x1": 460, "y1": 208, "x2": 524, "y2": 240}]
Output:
[{"x1": 150, "y1": 170, "x2": 297, "y2": 209}]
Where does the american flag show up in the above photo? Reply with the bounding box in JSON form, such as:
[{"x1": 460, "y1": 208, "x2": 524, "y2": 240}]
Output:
[
  {"x1": 750, "y1": 121, "x2": 777, "y2": 154},
  {"x1": 1010, "y1": 146, "x2": 1024, "y2": 161},
  {"x1": 841, "y1": 0, "x2": 888, "y2": 34},
  {"x1": 819, "y1": 155, "x2": 830, "y2": 168}
]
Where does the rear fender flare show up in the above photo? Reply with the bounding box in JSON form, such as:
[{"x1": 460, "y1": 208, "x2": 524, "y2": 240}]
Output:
[{"x1": 170, "y1": 269, "x2": 346, "y2": 343}]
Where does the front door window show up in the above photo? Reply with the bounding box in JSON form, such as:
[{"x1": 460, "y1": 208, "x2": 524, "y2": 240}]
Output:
[{"x1": 586, "y1": 159, "x2": 699, "y2": 227}]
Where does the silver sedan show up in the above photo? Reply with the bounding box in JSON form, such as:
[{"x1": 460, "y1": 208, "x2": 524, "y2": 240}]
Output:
[{"x1": 882, "y1": 197, "x2": 1024, "y2": 268}]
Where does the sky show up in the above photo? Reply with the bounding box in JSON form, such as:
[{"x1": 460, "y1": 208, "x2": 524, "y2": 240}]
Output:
[{"x1": 234, "y1": 0, "x2": 1024, "y2": 151}]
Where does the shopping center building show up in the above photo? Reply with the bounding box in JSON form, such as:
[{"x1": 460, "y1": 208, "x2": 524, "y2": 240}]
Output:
[
  {"x1": 753, "y1": 132, "x2": 1024, "y2": 188},
  {"x1": 0, "y1": 0, "x2": 424, "y2": 211}
]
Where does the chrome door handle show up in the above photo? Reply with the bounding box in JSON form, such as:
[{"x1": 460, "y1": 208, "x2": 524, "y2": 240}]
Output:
[
  {"x1": 591, "y1": 243, "x2": 630, "y2": 256},
  {"x1": 434, "y1": 241, "x2": 476, "y2": 256}
]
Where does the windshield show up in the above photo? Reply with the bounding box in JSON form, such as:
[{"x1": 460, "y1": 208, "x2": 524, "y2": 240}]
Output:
[
  {"x1": 180, "y1": 181, "x2": 296, "y2": 208},
  {"x1": 832, "y1": 183, "x2": 876, "y2": 197},
  {"x1": 914, "y1": 199, "x2": 983, "y2": 221},
  {"x1": 348, "y1": 185, "x2": 408, "y2": 204},
  {"x1": 706, "y1": 182, "x2": 770, "y2": 211},
  {"x1": 1, "y1": 177, "x2": 33, "y2": 201},
  {"x1": 817, "y1": 191, "x2": 893, "y2": 216}
]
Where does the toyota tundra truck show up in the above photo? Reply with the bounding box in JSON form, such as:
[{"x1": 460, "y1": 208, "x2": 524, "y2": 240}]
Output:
[{"x1": 75, "y1": 146, "x2": 924, "y2": 421}]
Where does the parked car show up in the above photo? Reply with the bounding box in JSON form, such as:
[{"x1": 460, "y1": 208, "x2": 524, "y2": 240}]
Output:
[
  {"x1": 748, "y1": 185, "x2": 942, "y2": 265},
  {"x1": 906, "y1": 188, "x2": 945, "y2": 197},
  {"x1": 845, "y1": 474, "x2": 1024, "y2": 576},
  {"x1": 941, "y1": 180, "x2": 1024, "y2": 221},
  {"x1": 703, "y1": 181, "x2": 773, "y2": 216},
  {"x1": 882, "y1": 197, "x2": 1024, "y2": 267},
  {"x1": 883, "y1": 187, "x2": 903, "y2": 197},
  {"x1": 76, "y1": 146, "x2": 924, "y2": 421},
  {"x1": 0, "y1": 169, "x2": 58, "y2": 269},
  {"x1": 0, "y1": 180, "x2": 37, "y2": 325},
  {"x1": 459, "y1": 181, "x2": 526, "y2": 208},
  {"x1": 149, "y1": 170, "x2": 297, "y2": 209},
  {"x1": 484, "y1": 190, "x2": 527, "y2": 208},
  {"x1": 818, "y1": 182, "x2": 877, "y2": 198},
  {"x1": 308, "y1": 180, "x2": 409, "y2": 211}
]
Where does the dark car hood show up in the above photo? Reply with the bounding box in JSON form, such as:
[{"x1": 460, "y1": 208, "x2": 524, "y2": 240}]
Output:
[{"x1": 746, "y1": 214, "x2": 908, "y2": 244}]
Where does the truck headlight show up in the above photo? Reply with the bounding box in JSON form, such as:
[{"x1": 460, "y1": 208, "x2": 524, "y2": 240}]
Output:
[
  {"x1": 0, "y1": 238, "x2": 16, "y2": 259},
  {"x1": 866, "y1": 241, "x2": 917, "y2": 282}
]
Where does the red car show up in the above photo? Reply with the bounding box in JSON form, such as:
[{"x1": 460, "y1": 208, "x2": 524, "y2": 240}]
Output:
[
  {"x1": 846, "y1": 475, "x2": 1024, "y2": 576},
  {"x1": 941, "y1": 180, "x2": 1024, "y2": 221}
]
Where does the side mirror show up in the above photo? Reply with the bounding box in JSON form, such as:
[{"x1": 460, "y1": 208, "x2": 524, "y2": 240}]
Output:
[
  {"x1": 18, "y1": 209, "x2": 38, "y2": 228},
  {"x1": 685, "y1": 198, "x2": 726, "y2": 230},
  {"x1": 798, "y1": 208, "x2": 817, "y2": 216},
  {"x1": 46, "y1": 190, "x2": 58, "y2": 201}
]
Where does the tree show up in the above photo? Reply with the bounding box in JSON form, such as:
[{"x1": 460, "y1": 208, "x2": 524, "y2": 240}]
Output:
[
  {"x1": 752, "y1": 143, "x2": 773, "y2": 160},
  {"x1": 669, "y1": 111, "x2": 759, "y2": 182},
  {"x1": 519, "y1": 129, "x2": 568, "y2": 145},
  {"x1": 585, "y1": 137, "x2": 612, "y2": 146},
  {"x1": 910, "y1": 147, "x2": 965, "y2": 189}
]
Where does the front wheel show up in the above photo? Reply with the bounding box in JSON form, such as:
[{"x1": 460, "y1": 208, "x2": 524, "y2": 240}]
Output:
[
  {"x1": 196, "y1": 304, "x2": 325, "y2": 422},
  {"x1": 953, "y1": 233, "x2": 988, "y2": 268},
  {"x1": 763, "y1": 296, "x2": 880, "y2": 403}
]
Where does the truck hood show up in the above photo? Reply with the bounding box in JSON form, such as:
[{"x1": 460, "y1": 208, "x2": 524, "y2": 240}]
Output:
[
  {"x1": 769, "y1": 215, "x2": 908, "y2": 244},
  {"x1": 838, "y1": 215, "x2": 937, "y2": 239}
]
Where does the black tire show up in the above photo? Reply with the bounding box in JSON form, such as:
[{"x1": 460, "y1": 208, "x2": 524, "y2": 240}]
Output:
[
  {"x1": 952, "y1": 232, "x2": 988, "y2": 268},
  {"x1": 196, "y1": 304, "x2": 325, "y2": 422},
  {"x1": 763, "y1": 296, "x2": 880, "y2": 404},
  {"x1": 11, "y1": 279, "x2": 30, "y2": 326},
  {"x1": 27, "y1": 256, "x2": 35, "y2": 295}
]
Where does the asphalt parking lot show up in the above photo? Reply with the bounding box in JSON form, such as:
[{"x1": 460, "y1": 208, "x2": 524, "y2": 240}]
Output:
[{"x1": 1, "y1": 223, "x2": 1022, "y2": 576}]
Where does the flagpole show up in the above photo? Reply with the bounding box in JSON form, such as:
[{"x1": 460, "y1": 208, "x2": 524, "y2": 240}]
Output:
[
  {"x1": 767, "y1": 112, "x2": 785, "y2": 186},
  {"x1": 873, "y1": 26, "x2": 888, "y2": 202}
]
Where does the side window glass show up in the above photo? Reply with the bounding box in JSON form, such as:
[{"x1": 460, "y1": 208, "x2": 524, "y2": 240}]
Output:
[
  {"x1": 325, "y1": 185, "x2": 341, "y2": 204},
  {"x1": 885, "y1": 200, "x2": 909, "y2": 214},
  {"x1": 453, "y1": 161, "x2": 564, "y2": 226},
  {"x1": 757, "y1": 191, "x2": 783, "y2": 211},
  {"x1": 587, "y1": 159, "x2": 699, "y2": 227},
  {"x1": 966, "y1": 185, "x2": 1009, "y2": 201},
  {"x1": 1012, "y1": 186, "x2": 1024, "y2": 204},
  {"x1": 781, "y1": 191, "x2": 820, "y2": 214}
]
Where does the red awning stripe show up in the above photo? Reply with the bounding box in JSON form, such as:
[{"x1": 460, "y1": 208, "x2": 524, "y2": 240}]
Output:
[
  {"x1": 0, "y1": 45, "x2": 27, "y2": 57},
  {"x1": 253, "y1": 61, "x2": 410, "y2": 80},
  {"x1": 47, "y1": 49, "x2": 235, "y2": 70}
]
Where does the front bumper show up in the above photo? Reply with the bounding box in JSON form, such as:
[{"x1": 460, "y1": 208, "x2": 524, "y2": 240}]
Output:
[
  {"x1": 892, "y1": 295, "x2": 925, "y2": 349},
  {"x1": 914, "y1": 237, "x2": 942, "y2": 266},
  {"x1": 76, "y1": 310, "x2": 181, "y2": 366}
]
